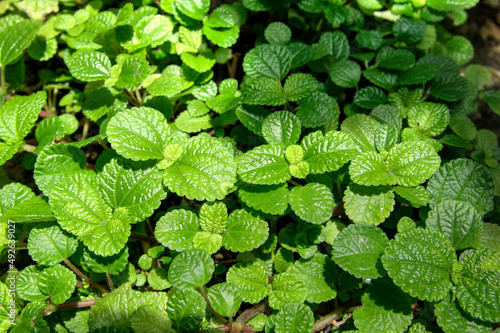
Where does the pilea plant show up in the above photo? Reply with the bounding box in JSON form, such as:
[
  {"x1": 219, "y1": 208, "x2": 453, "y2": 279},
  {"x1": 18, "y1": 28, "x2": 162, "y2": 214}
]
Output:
[{"x1": 0, "y1": 0, "x2": 499, "y2": 332}]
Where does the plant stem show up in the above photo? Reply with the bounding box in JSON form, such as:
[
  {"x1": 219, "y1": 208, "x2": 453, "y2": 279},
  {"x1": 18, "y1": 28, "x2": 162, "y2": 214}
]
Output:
[
  {"x1": 63, "y1": 259, "x2": 109, "y2": 294},
  {"x1": 81, "y1": 118, "x2": 90, "y2": 140},
  {"x1": 130, "y1": 233, "x2": 155, "y2": 243},
  {"x1": 235, "y1": 303, "x2": 271, "y2": 324},
  {"x1": 0, "y1": 65, "x2": 7, "y2": 96},
  {"x1": 229, "y1": 53, "x2": 240, "y2": 79},
  {"x1": 105, "y1": 271, "x2": 115, "y2": 291},
  {"x1": 42, "y1": 299, "x2": 100, "y2": 316},
  {"x1": 21, "y1": 144, "x2": 37, "y2": 153},
  {"x1": 199, "y1": 285, "x2": 228, "y2": 324},
  {"x1": 287, "y1": 179, "x2": 303, "y2": 187},
  {"x1": 312, "y1": 305, "x2": 347, "y2": 332},
  {"x1": 124, "y1": 89, "x2": 141, "y2": 107}
]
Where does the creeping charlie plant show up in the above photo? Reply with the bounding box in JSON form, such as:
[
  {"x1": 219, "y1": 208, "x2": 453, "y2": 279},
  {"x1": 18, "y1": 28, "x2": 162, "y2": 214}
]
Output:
[{"x1": 0, "y1": 0, "x2": 499, "y2": 332}]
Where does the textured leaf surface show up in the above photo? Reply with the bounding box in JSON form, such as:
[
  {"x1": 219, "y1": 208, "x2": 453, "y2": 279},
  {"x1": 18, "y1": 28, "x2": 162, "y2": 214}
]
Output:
[
  {"x1": 350, "y1": 152, "x2": 391, "y2": 186},
  {"x1": 302, "y1": 131, "x2": 358, "y2": 174},
  {"x1": 264, "y1": 22, "x2": 291, "y2": 45},
  {"x1": 243, "y1": 77, "x2": 286, "y2": 106},
  {"x1": 207, "y1": 283, "x2": 242, "y2": 318},
  {"x1": 222, "y1": 209, "x2": 269, "y2": 252},
  {"x1": 283, "y1": 73, "x2": 319, "y2": 102},
  {"x1": 427, "y1": 0, "x2": 479, "y2": 10},
  {"x1": 331, "y1": 223, "x2": 389, "y2": 279},
  {"x1": 407, "y1": 102, "x2": 450, "y2": 137},
  {"x1": 295, "y1": 92, "x2": 340, "y2": 128},
  {"x1": 67, "y1": 51, "x2": 111, "y2": 82},
  {"x1": 266, "y1": 304, "x2": 314, "y2": 333},
  {"x1": 167, "y1": 288, "x2": 205, "y2": 333},
  {"x1": 238, "y1": 183, "x2": 289, "y2": 215},
  {"x1": 28, "y1": 223, "x2": 77, "y2": 266},
  {"x1": 16, "y1": 266, "x2": 46, "y2": 302},
  {"x1": 243, "y1": 44, "x2": 292, "y2": 80},
  {"x1": 261, "y1": 111, "x2": 301, "y2": 148},
  {"x1": 175, "y1": 0, "x2": 210, "y2": 20},
  {"x1": 435, "y1": 298, "x2": 492, "y2": 333},
  {"x1": 341, "y1": 114, "x2": 378, "y2": 153},
  {"x1": 236, "y1": 144, "x2": 290, "y2": 185},
  {"x1": 38, "y1": 265, "x2": 76, "y2": 305},
  {"x1": 477, "y1": 223, "x2": 500, "y2": 252},
  {"x1": 353, "y1": 279, "x2": 412, "y2": 333},
  {"x1": 268, "y1": 273, "x2": 308, "y2": 310},
  {"x1": 107, "y1": 107, "x2": 170, "y2": 161},
  {"x1": 289, "y1": 183, "x2": 334, "y2": 224},
  {"x1": 393, "y1": 186, "x2": 429, "y2": 207},
  {"x1": 83, "y1": 247, "x2": 129, "y2": 275},
  {"x1": 0, "y1": 18, "x2": 42, "y2": 66},
  {"x1": 168, "y1": 249, "x2": 214, "y2": 289},
  {"x1": 235, "y1": 104, "x2": 270, "y2": 136},
  {"x1": 329, "y1": 60, "x2": 361, "y2": 88},
  {"x1": 427, "y1": 159, "x2": 494, "y2": 215},
  {"x1": 456, "y1": 249, "x2": 500, "y2": 323},
  {"x1": 344, "y1": 185, "x2": 395, "y2": 225},
  {"x1": 382, "y1": 228, "x2": 455, "y2": 301},
  {"x1": 226, "y1": 262, "x2": 268, "y2": 303},
  {"x1": 130, "y1": 305, "x2": 173, "y2": 333}
]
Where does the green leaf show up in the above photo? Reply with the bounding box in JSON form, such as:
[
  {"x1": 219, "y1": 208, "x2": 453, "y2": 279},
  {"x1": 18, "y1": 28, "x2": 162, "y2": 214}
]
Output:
[
  {"x1": 393, "y1": 186, "x2": 429, "y2": 207},
  {"x1": 16, "y1": 265, "x2": 46, "y2": 302},
  {"x1": 350, "y1": 151, "x2": 390, "y2": 185},
  {"x1": 130, "y1": 305, "x2": 173, "y2": 333},
  {"x1": 456, "y1": 249, "x2": 500, "y2": 323},
  {"x1": 27, "y1": 36, "x2": 57, "y2": 62},
  {"x1": 444, "y1": 36, "x2": 474, "y2": 66},
  {"x1": 11, "y1": 300, "x2": 48, "y2": 333},
  {"x1": 287, "y1": 42, "x2": 314, "y2": 69},
  {"x1": 236, "y1": 144, "x2": 290, "y2": 185},
  {"x1": 289, "y1": 255, "x2": 337, "y2": 303},
  {"x1": 38, "y1": 264, "x2": 76, "y2": 305},
  {"x1": 382, "y1": 228, "x2": 456, "y2": 301},
  {"x1": 0, "y1": 183, "x2": 54, "y2": 223},
  {"x1": 0, "y1": 281, "x2": 14, "y2": 332},
  {"x1": 238, "y1": 183, "x2": 289, "y2": 215},
  {"x1": 449, "y1": 113, "x2": 477, "y2": 141},
  {"x1": 477, "y1": 223, "x2": 500, "y2": 252},
  {"x1": 435, "y1": 298, "x2": 492, "y2": 333},
  {"x1": 49, "y1": 173, "x2": 130, "y2": 256},
  {"x1": 312, "y1": 31, "x2": 349, "y2": 62},
  {"x1": 399, "y1": 63, "x2": 441, "y2": 85},
  {"x1": 265, "y1": 22, "x2": 291, "y2": 45},
  {"x1": 377, "y1": 47, "x2": 415, "y2": 70},
  {"x1": 243, "y1": 77, "x2": 286, "y2": 106},
  {"x1": 0, "y1": 18, "x2": 42, "y2": 66},
  {"x1": 427, "y1": 158, "x2": 494, "y2": 215},
  {"x1": 482, "y1": 90, "x2": 500, "y2": 117},
  {"x1": 98, "y1": 159, "x2": 167, "y2": 222},
  {"x1": 83, "y1": 247, "x2": 129, "y2": 275},
  {"x1": 268, "y1": 272, "x2": 308, "y2": 310},
  {"x1": 222, "y1": 209, "x2": 269, "y2": 252},
  {"x1": 34, "y1": 143, "x2": 86, "y2": 195},
  {"x1": 374, "y1": 123, "x2": 398, "y2": 152},
  {"x1": 168, "y1": 249, "x2": 214, "y2": 289},
  {"x1": 163, "y1": 136, "x2": 237, "y2": 201},
  {"x1": 175, "y1": 0, "x2": 210, "y2": 20},
  {"x1": 156, "y1": 209, "x2": 199, "y2": 251},
  {"x1": 426, "y1": 200, "x2": 482, "y2": 250},
  {"x1": 295, "y1": 91, "x2": 340, "y2": 128},
  {"x1": 199, "y1": 201, "x2": 228, "y2": 234},
  {"x1": 107, "y1": 107, "x2": 171, "y2": 161},
  {"x1": 28, "y1": 223, "x2": 77, "y2": 266},
  {"x1": 344, "y1": 185, "x2": 395, "y2": 225},
  {"x1": 16, "y1": 0, "x2": 58, "y2": 20},
  {"x1": 283, "y1": 73, "x2": 320, "y2": 102},
  {"x1": 353, "y1": 279, "x2": 413, "y2": 333},
  {"x1": 341, "y1": 114, "x2": 378, "y2": 153},
  {"x1": 187, "y1": 99, "x2": 210, "y2": 117},
  {"x1": 329, "y1": 60, "x2": 361, "y2": 88},
  {"x1": 181, "y1": 51, "x2": 216, "y2": 73},
  {"x1": 331, "y1": 223, "x2": 389, "y2": 279},
  {"x1": 243, "y1": 44, "x2": 292, "y2": 81},
  {"x1": 166, "y1": 288, "x2": 205, "y2": 333},
  {"x1": 266, "y1": 304, "x2": 314, "y2": 333},
  {"x1": 124, "y1": 15, "x2": 174, "y2": 51},
  {"x1": 289, "y1": 183, "x2": 334, "y2": 224},
  {"x1": 115, "y1": 56, "x2": 150, "y2": 88},
  {"x1": 146, "y1": 74, "x2": 186, "y2": 98},
  {"x1": 226, "y1": 261, "x2": 269, "y2": 303},
  {"x1": 353, "y1": 86, "x2": 387, "y2": 109},
  {"x1": 408, "y1": 102, "x2": 450, "y2": 137},
  {"x1": 34, "y1": 116, "x2": 66, "y2": 153},
  {"x1": 363, "y1": 68, "x2": 398, "y2": 91},
  {"x1": 427, "y1": 0, "x2": 479, "y2": 11},
  {"x1": 203, "y1": 6, "x2": 235, "y2": 28},
  {"x1": 174, "y1": 111, "x2": 212, "y2": 133},
  {"x1": 393, "y1": 17, "x2": 426, "y2": 44},
  {"x1": 356, "y1": 30, "x2": 383, "y2": 51},
  {"x1": 261, "y1": 111, "x2": 301, "y2": 148},
  {"x1": 465, "y1": 64, "x2": 492, "y2": 91},
  {"x1": 67, "y1": 51, "x2": 111, "y2": 82},
  {"x1": 208, "y1": 283, "x2": 242, "y2": 318},
  {"x1": 430, "y1": 72, "x2": 470, "y2": 101},
  {"x1": 202, "y1": 25, "x2": 240, "y2": 48}
]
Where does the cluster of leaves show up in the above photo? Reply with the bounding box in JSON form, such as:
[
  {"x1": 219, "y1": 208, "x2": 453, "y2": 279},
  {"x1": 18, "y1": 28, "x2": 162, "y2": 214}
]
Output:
[{"x1": 0, "y1": 0, "x2": 499, "y2": 332}]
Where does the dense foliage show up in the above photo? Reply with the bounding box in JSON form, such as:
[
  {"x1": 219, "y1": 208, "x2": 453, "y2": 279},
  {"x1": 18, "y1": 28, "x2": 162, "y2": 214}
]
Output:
[{"x1": 0, "y1": 0, "x2": 499, "y2": 332}]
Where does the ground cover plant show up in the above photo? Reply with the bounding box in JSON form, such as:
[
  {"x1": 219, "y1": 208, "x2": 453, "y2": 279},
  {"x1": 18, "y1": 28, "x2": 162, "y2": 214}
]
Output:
[{"x1": 0, "y1": 0, "x2": 499, "y2": 332}]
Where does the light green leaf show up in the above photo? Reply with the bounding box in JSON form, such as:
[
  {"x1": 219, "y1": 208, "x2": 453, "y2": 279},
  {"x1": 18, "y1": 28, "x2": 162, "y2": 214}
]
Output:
[
  {"x1": 350, "y1": 151, "x2": 391, "y2": 186},
  {"x1": 124, "y1": 15, "x2": 174, "y2": 51},
  {"x1": 476, "y1": 223, "x2": 500, "y2": 252},
  {"x1": 208, "y1": 283, "x2": 242, "y2": 318},
  {"x1": 166, "y1": 288, "x2": 205, "y2": 333},
  {"x1": 16, "y1": 266, "x2": 46, "y2": 302},
  {"x1": 427, "y1": 0, "x2": 479, "y2": 11},
  {"x1": 168, "y1": 249, "x2": 214, "y2": 289},
  {"x1": 163, "y1": 136, "x2": 237, "y2": 201},
  {"x1": 265, "y1": 22, "x2": 291, "y2": 45},
  {"x1": 174, "y1": 111, "x2": 212, "y2": 133},
  {"x1": 38, "y1": 264, "x2": 76, "y2": 305},
  {"x1": 329, "y1": 60, "x2": 361, "y2": 88},
  {"x1": 408, "y1": 102, "x2": 450, "y2": 137},
  {"x1": 115, "y1": 56, "x2": 150, "y2": 88},
  {"x1": 387, "y1": 141, "x2": 441, "y2": 187},
  {"x1": 435, "y1": 298, "x2": 492, "y2": 333},
  {"x1": 130, "y1": 305, "x2": 173, "y2": 333},
  {"x1": 236, "y1": 144, "x2": 290, "y2": 185},
  {"x1": 341, "y1": 114, "x2": 378, "y2": 152},
  {"x1": 289, "y1": 183, "x2": 334, "y2": 224},
  {"x1": 16, "y1": 0, "x2": 58, "y2": 20},
  {"x1": 353, "y1": 279, "x2": 413, "y2": 333},
  {"x1": 283, "y1": 73, "x2": 320, "y2": 102},
  {"x1": 28, "y1": 223, "x2": 78, "y2": 266},
  {"x1": 156, "y1": 210, "x2": 199, "y2": 252},
  {"x1": 198, "y1": 201, "x2": 227, "y2": 234},
  {"x1": 443, "y1": 36, "x2": 474, "y2": 66},
  {"x1": 34, "y1": 116, "x2": 65, "y2": 153},
  {"x1": 261, "y1": 111, "x2": 301, "y2": 148},
  {"x1": 382, "y1": 228, "x2": 456, "y2": 301},
  {"x1": 331, "y1": 223, "x2": 389, "y2": 279},
  {"x1": 243, "y1": 44, "x2": 292, "y2": 81},
  {"x1": 427, "y1": 158, "x2": 494, "y2": 215},
  {"x1": 222, "y1": 209, "x2": 269, "y2": 252},
  {"x1": 27, "y1": 36, "x2": 57, "y2": 62},
  {"x1": 344, "y1": 185, "x2": 395, "y2": 225},
  {"x1": 67, "y1": 51, "x2": 111, "y2": 82},
  {"x1": 374, "y1": 123, "x2": 398, "y2": 152},
  {"x1": 426, "y1": 200, "x2": 482, "y2": 250},
  {"x1": 0, "y1": 183, "x2": 54, "y2": 223},
  {"x1": 393, "y1": 186, "x2": 429, "y2": 207},
  {"x1": 203, "y1": 6, "x2": 235, "y2": 28},
  {"x1": 146, "y1": 73, "x2": 186, "y2": 98},
  {"x1": 268, "y1": 272, "x2": 308, "y2": 310},
  {"x1": 202, "y1": 25, "x2": 240, "y2": 48},
  {"x1": 175, "y1": 0, "x2": 210, "y2": 20},
  {"x1": 465, "y1": 64, "x2": 492, "y2": 91},
  {"x1": 243, "y1": 77, "x2": 286, "y2": 106},
  {"x1": 107, "y1": 107, "x2": 171, "y2": 161},
  {"x1": 226, "y1": 261, "x2": 269, "y2": 303},
  {"x1": 181, "y1": 51, "x2": 216, "y2": 73},
  {"x1": 266, "y1": 304, "x2": 314, "y2": 333},
  {"x1": 49, "y1": 173, "x2": 130, "y2": 256},
  {"x1": 0, "y1": 281, "x2": 14, "y2": 332},
  {"x1": 238, "y1": 183, "x2": 289, "y2": 215},
  {"x1": 295, "y1": 91, "x2": 340, "y2": 128},
  {"x1": 0, "y1": 18, "x2": 42, "y2": 66},
  {"x1": 34, "y1": 143, "x2": 86, "y2": 195},
  {"x1": 193, "y1": 231, "x2": 222, "y2": 254},
  {"x1": 456, "y1": 249, "x2": 500, "y2": 323},
  {"x1": 83, "y1": 247, "x2": 129, "y2": 275},
  {"x1": 449, "y1": 113, "x2": 477, "y2": 141},
  {"x1": 187, "y1": 99, "x2": 210, "y2": 117},
  {"x1": 289, "y1": 255, "x2": 337, "y2": 303}
]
